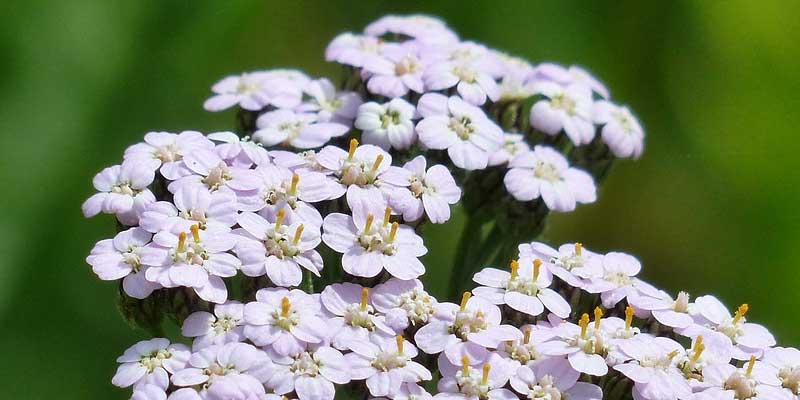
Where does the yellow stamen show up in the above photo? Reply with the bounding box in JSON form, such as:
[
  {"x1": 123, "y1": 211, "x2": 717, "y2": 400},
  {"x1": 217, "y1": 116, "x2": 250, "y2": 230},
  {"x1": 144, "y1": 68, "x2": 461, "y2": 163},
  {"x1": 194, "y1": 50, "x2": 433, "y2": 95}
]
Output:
[
  {"x1": 360, "y1": 288, "x2": 369, "y2": 311},
  {"x1": 281, "y1": 297, "x2": 290, "y2": 318},
  {"x1": 746, "y1": 355, "x2": 756, "y2": 377},
  {"x1": 460, "y1": 292, "x2": 472, "y2": 311},
  {"x1": 347, "y1": 138, "x2": 358, "y2": 160},
  {"x1": 510, "y1": 260, "x2": 519, "y2": 280},
  {"x1": 461, "y1": 356, "x2": 470, "y2": 376},
  {"x1": 523, "y1": 327, "x2": 532, "y2": 344},
  {"x1": 533, "y1": 259, "x2": 542, "y2": 280},
  {"x1": 293, "y1": 224, "x2": 304, "y2": 245},
  {"x1": 575, "y1": 242, "x2": 583, "y2": 256},
  {"x1": 364, "y1": 214, "x2": 374, "y2": 233},
  {"x1": 275, "y1": 209, "x2": 286, "y2": 229},
  {"x1": 733, "y1": 304, "x2": 749, "y2": 324},
  {"x1": 625, "y1": 306, "x2": 634, "y2": 330},
  {"x1": 383, "y1": 206, "x2": 392, "y2": 225},
  {"x1": 388, "y1": 222, "x2": 398, "y2": 242},
  {"x1": 177, "y1": 232, "x2": 187, "y2": 252},
  {"x1": 481, "y1": 363, "x2": 490, "y2": 385},
  {"x1": 190, "y1": 224, "x2": 201, "y2": 242},
  {"x1": 594, "y1": 307, "x2": 603, "y2": 330},
  {"x1": 579, "y1": 313, "x2": 590, "y2": 338},
  {"x1": 289, "y1": 174, "x2": 299, "y2": 194},
  {"x1": 371, "y1": 154, "x2": 384, "y2": 173},
  {"x1": 396, "y1": 335, "x2": 404, "y2": 354},
  {"x1": 691, "y1": 337, "x2": 705, "y2": 363},
  {"x1": 667, "y1": 350, "x2": 679, "y2": 360}
]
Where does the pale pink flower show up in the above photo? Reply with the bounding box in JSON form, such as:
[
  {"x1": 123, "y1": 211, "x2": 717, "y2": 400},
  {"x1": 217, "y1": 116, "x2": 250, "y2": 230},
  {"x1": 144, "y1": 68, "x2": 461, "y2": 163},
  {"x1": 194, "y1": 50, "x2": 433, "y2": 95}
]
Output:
[
  {"x1": 530, "y1": 82, "x2": 594, "y2": 145},
  {"x1": 495, "y1": 324, "x2": 557, "y2": 368},
  {"x1": 242, "y1": 288, "x2": 329, "y2": 356},
  {"x1": 510, "y1": 358, "x2": 603, "y2": 400},
  {"x1": 171, "y1": 342, "x2": 272, "y2": 392},
  {"x1": 424, "y1": 59, "x2": 500, "y2": 105},
  {"x1": 504, "y1": 145, "x2": 596, "y2": 212},
  {"x1": 414, "y1": 294, "x2": 521, "y2": 366},
  {"x1": 112, "y1": 338, "x2": 190, "y2": 390},
  {"x1": 167, "y1": 149, "x2": 261, "y2": 194},
  {"x1": 139, "y1": 186, "x2": 238, "y2": 234},
  {"x1": 204, "y1": 72, "x2": 302, "y2": 112},
  {"x1": 124, "y1": 131, "x2": 215, "y2": 180},
  {"x1": 763, "y1": 347, "x2": 800, "y2": 397},
  {"x1": 363, "y1": 43, "x2": 426, "y2": 98},
  {"x1": 131, "y1": 384, "x2": 166, "y2": 400},
  {"x1": 365, "y1": 15, "x2": 458, "y2": 45},
  {"x1": 325, "y1": 33, "x2": 384, "y2": 68},
  {"x1": 580, "y1": 252, "x2": 662, "y2": 309},
  {"x1": 594, "y1": 100, "x2": 645, "y2": 159},
  {"x1": 86, "y1": 227, "x2": 160, "y2": 299},
  {"x1": 629, "y1": 290, "x2": 695, "y2": 330},
  {"x1": 518, "y1": 241, "x2": 602, "y2": 288},
  {"x1": 372, "y1": 278, "x2": 438, "y2": 329},
  {"x1": 531, "y1": 63, "x2": 610, "y2": 99},
  {"x1": 346, "y1": 335, "x2": 432, "y2": 397},
  {"x1": 264, "y1": 345, "x2": 350, "y2": 400},
  {"x1": 208, "y1": 131, "x2": 271, "y2": 168},
  {"x1": 675, "y1": 332, "x2": 733, "y2": 387},
  {"x1": 536, "y1": 315, "x2": 613, "y2": 376},
  {"x1": 614, "y1": 336, "x2": 692, "y2": 400},
  {"x1": 355, "y1": 99, "x2": 417, "y2": 151},
  {"x1": 315, "y1": 141, "x2": 394, "y2": 207},
  {"x1": 253, "y1": 109, "x2": 349, "y2": 149},
  {"x1": 416, "y1": 93, "x2": 503, "y2": 170},
  {"x1": 141, "y1": 224, "x2": 240, "y2": 304},
  {"x1": 472, "y1": 258, "x2": 571, "y2": 318},
  {"x1": 182, "y1": 301, "x2": 245, "y2": 350},
  {"x1": 384, "y1": 156, "x2": 461, "y2": 224},
  {"x1": 321, "y1": 283, "x2": 395, "y2": 350},
  {"x1": 299, "y1": 78, "x2": 362, "y2": 125},
  {"x1": 434, "y1": 352, "x2": 517, "y2": 400},
  {"x1": 488, "y1": 133, "x2": 529, "y2": 167},
  {"x1": 694, "y1": 357, "x2": 788, "y2": 400},
  {"x1": 204, "y1": 374, "x2": 269, "y2": 400},
  {"x1": 322, "y1": 200, "x2": 427, "y2": 280},
  {"x1": 82, "y1": 160, "x2": 158, "y2": 226},
  {"x1": 236, "y1": 165, "x2": 331, "y2": 227}
]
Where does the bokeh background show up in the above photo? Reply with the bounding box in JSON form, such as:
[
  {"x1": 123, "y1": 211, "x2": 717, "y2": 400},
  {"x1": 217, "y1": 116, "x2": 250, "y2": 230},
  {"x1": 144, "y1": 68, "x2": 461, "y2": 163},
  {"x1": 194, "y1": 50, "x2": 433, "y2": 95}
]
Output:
[{"x1": 1, "y1": 0, "x2": 799, "y2": 398}]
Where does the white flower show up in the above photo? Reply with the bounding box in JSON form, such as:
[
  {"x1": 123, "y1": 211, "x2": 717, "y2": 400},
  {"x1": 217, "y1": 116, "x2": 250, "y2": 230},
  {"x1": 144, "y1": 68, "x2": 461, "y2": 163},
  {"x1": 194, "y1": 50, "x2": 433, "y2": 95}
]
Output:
[
  {"x1": 346, "y1": 335, "x2": 432, "y2": 397},
  {"x1": 582, "y1": 252, "x2": 659, "y2": 309},
  {"x1": 614, "y1": 336, "x2": 692, "y2": 400},
  {"x1": 433, "y1": 353, "x2": 517, "y2": 400},
  {"x1": 424, "y1": 59, "x2": 500, "y2": 105},
  {"x1": 124, "y1": 131, "x2": 215, "y2": 180},
  {"x1": 208, "y1": 131, "x2": 271, "y2": 168},
  {"x1": 253, "y1": 109, "x2": 349, "y2": 149},
  {"x1": 139, "y1": 186, "x2": 238, "y2": 234},
  {"x1": 171, "y1": 342, "x2": 273, "y2": 393},
  {"x1": 264, "y1": 345, "x2": 350, "y2": 400},
  {"x1": 325, "y1": 33, "x2": 384, "y2": 68},
  {"x1": 182, "y1": 301, "x2": 245, "y2": 350},
  {"x1": 355, "y1": 99, "x2": 417, "y2": 150},
  {"x1": 315, "y1": 140, "x2": 394, "y2": 208},
  {"x1": 82, "y1": 160, "x2": 158, "y2": 226},
  {"x1": 363, "y1": 43, "x2": 426, "y2": 98},
  {"x1": 372, "y1": 278, "x2": 438, "y2": 328},
  {"x1": 383, "y1": 155, "x2": 462, "y2": 223},
  {"x1": 364, "y1": 14, "x2": 458, "y2": 45},
  {"x1": 532, "y1": 63, "x2": 609, "y2": 99},
  {"x1": 510, "y1": 358, "x2": 603, "y2": 400},
  {"x1": 488, "y1": 133, "x2": 530, "y2": 167},
  {"x1": 203, "y1": 72, "x2": 302, "y2": 112},
  {"x1": 504, "y1": 145, "x2": 596, "y2": 212},
  {"x1": 168, "y1": 149, "x2": 261, "y2": 194},
  {"x1": 519, "y1": 241, "x2": 602, "y2": 288},
  {"x1": 299, "y1": 78, "x2": 362, "y2": 125},
  {"x1": 86, "y1": 227, "x2": 160, "y2": 299},
  {"x1": 321, "y1": 283, "x2": 395, "y2": 350},
  {"x1": 112, "y1": 338, "x2": 190, "y2": 390},
  {"x1": 530, "y1": 82, "x2": 594, "y2": 145},
  {"x1": 416, "y1": 93, "x2": 503, "y2": 170},
  {"x1": 594, "y1": 100, "x2": 645, "y2": 159}
]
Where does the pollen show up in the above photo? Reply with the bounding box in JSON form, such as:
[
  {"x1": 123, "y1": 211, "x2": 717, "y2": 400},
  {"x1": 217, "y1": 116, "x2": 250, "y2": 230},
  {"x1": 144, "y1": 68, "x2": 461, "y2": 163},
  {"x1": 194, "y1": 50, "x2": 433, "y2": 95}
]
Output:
[
  {"x1": 290, "y1": 174, "x2": 300, "y2": 194},
  {"x1": 190, "y1": 224, "x2": 201, "y2": 242},
  {"x1": 510, "y1": 260, "x2": 519, "y2": 280},
  {"x1": 347, "y1": 138, "x2": 358, "y2": 160},
  {"x1": 533, "y1": 259, "x2": 542, "y2": 280},
  {"x1": 360, "y1": 287, "x2": 369, "y2": 311},
  {"x1": 481, "y1": 363, "x2": 490, "y2": 385},
  {"x1": 275, "y1": 209, "x2": 286, "y2": 229},
  {"x1": 293, "y1": 224, "x2": 304, "y2": 245},
  {"x1": 371, "y1": 154, "x2": 384, "y2": 173},
  {"x1": 460, "y1": 292, "x2": 471, "y2": 311},
  {"x1": 625, "y1": 306, "x2": 634, "y2": 330},
  {"x1": 396, "y1": 335, "x2": 404, "y2": 354},
  {"x1": 388, "y1": 222, "x2": 398, "y2": 242},
  {"x1": 461, "y1": 356, "x2": 470, "y2": 376},
  {"x1": 281, "y1": 297, "x2": 291, "y2": 318},
  {"x1": 733, "y1": 304, "x2": 749, "y2": 324},
  {"x1": 383, "y1": 206, "x2": 392, "y2": 225},
  {"x1": 579, "y1": 313, "x2": 590, "y2": 338},
  {"x1": 594, "y1": 307, "x2": 603, "y2": 330},
  {"x1": 575, "y1": 242, "x2": 583, "y2": 256},
  {"x1": 691, "y1": 336, "x2": 705, "y2": 362},
  {"x1": 177, "y1": 232, "x2": 187, "y2": 252}
]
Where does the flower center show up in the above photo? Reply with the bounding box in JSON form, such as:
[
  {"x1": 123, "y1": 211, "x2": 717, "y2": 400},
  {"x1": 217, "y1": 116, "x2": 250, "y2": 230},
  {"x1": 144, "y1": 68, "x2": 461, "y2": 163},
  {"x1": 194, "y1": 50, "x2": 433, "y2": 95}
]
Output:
[
  {"x1": 290, "y1": 352, "x2": 321, "y2": 377},
  {"x1": 154, "y1": 143, "x2": 181, "y2": 163},
  {"x1": 533, "y1": 161, "x2": 562, "y2": 183},
  {"x1": 612, "y1": 109, "x2": 635, "y2": 133},
  {"x1": 210, "y1": 315, "x2": 239, "y2": 335},
  {"x1": 202, "y1": 162, "x2": 232, "y2": 191},
  {"x1": 408, "y1": 177, "x2": 428, "y2": 198},
  {"x1": 112, "y1": 182, "x2": 138, "y2": 196},
  {"x1": 394, "y1": 55, "x2": 419, "y2": 76},
  {"x1": 272, "y1": 296, "x2": 299, "y2": 331},
  {"x1": 674, "y1": 292, "x2": 690, "y2": 313},
  {"x1": 370, "y1": 350, "x2": 408, "y2": 372},
  {"x1": 139, "y1": 349, "x2": 172, "y2": 373},
  {"x1": 279, "y1": 120, "x2": 307, "y2": 142},
  {"x1": 526, "y1": 375, "x2": 562, "y2": 400},
  {"x1": 452, "y1": 65, "x2": 477, "y2": 83},
  {"x1": 397, "y1": 289, "x2": 436, "y2": 325},
  {"x1": 122, "y1": 247, "x2": 142, "y2": 270},
  {"x1": 724, "y1": 372, "x2": 758, "y2": 399},
  {"x1": 380, "y1": 109, "x2": 402, "y2": 129},
  {"x1": 235, "y1": 77, "x2": 260, "y2": 95},
  {"x1": 779, "y1": 366, "x2": 800, "y2": 394},
  {"x1": 504, "y1": 341, "x2": 539, "y2": 364},
  {"x1": 604, "y1": 271, "x2": 632, "y2": 287},
  {"x1": 550, "y1": 93, "x2": 576, "y2": 115},
  {"x1": 180, "y1": 209, "x2": 208, "y2": 229},
  {"x1": 450, "y1": 309, "x2": 489, "y2": 340},
  {"x1": 172, "y1": 231, "x2": 208, "y2": 266},
  {"x1": 356, "y1": 210, "x2": 398, "y2": 256},
  {"x1": 343, "y1": 303, "x2": 377, "y2": 331},
  {"x1": 449, "y1": 116, "x2": 474, "y2": 140}
]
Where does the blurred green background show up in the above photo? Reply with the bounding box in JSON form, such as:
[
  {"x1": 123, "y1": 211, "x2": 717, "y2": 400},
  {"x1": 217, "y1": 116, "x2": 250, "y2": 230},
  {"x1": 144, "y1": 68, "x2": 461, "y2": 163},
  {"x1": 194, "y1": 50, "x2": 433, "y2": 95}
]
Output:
[{"x1": 1, "y1": 0, "x2": 799, "y2": 398}]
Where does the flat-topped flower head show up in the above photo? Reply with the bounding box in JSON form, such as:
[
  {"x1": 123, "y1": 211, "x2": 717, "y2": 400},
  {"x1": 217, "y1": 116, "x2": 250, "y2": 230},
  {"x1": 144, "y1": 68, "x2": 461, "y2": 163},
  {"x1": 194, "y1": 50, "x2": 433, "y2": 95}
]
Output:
[
  {"x1": 416, "y1": 93, "x2": 503, "y2": 170},
  {"x1": 299, "y1": 78, "x2": 362, "y2": 125},
  {"x1": 82, "y1": 160, "x2": 158, "y2": 226},
  {"x1": 629, "y1": 290, "x2": 695, "y2": 329},
  {"x1": 264, "y1": 345, "x2": 350, "y2": 400},
  {"x1": 519, "y1": 241, "x2": 602, "y2": 288},
  {"x1": 322, "y1": 201, "x2": 427, "y2": 280},
  {"x1": 594, "y1": 100, "x2": 645, "y2": 159},
  {"x1": 234, "y1": 210, "x2": 323, "y2": 287},
  {"x1": 614, "y1": 336, "x2": 692, "y2": 400},
  {"x1": 504, "y1": 145, "x2": 596, "y2": 212},
  {"x1": 384, "y1": 155, "x2": 461, "y2": 224},
  {"x1": 316, "y1": 139, "x2": 394, "y2": 207},
  {"x1": 355, "y1": 98, "x2": 417, "y2": 150},
  {"x1": 141, "y1": 224, "x2": 240, "y2": 304},
  {"x1": 488, "y1": 133, "x2": 530, "y2": 167},
  {"x1": 434, "y1": 353, "x2": 516, "y2": 400},
  {"x1": 139, "y1": 186, "x2": 238, "y2": 234},
  {"x1": 530, "y1": 82, "x2": 594, "y2": 145},
  {"x1": 208, "y1": 131, "x2": 271, "y2": 168},
  {"x1": 363, "y1": 42, "x2": 426, "y2": 98},
  {"x1": 124, "y1": 131, "x2": 215, "y2": 179},
  {"x1": 171, "y1": 342, "x2": 273, "y2": 393},
  {"x1": 510, "y1": 357, "x2": 603, "y2": 400},
  {"x1": 86, "y1": 227, "x2": 160, "y2": 299},
  {"x1": 346, "y1": 335, "x2": 432, "y2": 397},
  {"x1": 424, "y1": 58, "x2": 500, "y2": 106},
  {"x1": 372, "y1": 278, "x2": 438, "y2": 329},
  {"x1": 414, "y1": 293, "x2": 521, "y2": 366},
  {"x1": 113, "y1": 338, "x2": 190, "y2": 390},
  {"x1": 321, "y1": 283, "x2": 395, "y2": 350},
  {"x1": 243, "y1": 288, "x2": 328, "y2": 357},
  {"x1": 695, "y1": 355, "x2": 787, "y2": 400},
  {"x1": 683, "y1": 296, "x2": 776, "y2": 360},
  {"x1": 182, "y1": 301, "x2": 245, "y2": 350},
  {"x1": 253, "y1": 109, "x2": 349, "y2": 150},
  {"x1": 168, "y1": 149, "x2": 261, "y2": 194},
  {"x1": 472, "y1": 258, "x2": 571, "y2": 318},
  {"x1": 203, "y1": 71, "x2": 302, "y2": 112}
]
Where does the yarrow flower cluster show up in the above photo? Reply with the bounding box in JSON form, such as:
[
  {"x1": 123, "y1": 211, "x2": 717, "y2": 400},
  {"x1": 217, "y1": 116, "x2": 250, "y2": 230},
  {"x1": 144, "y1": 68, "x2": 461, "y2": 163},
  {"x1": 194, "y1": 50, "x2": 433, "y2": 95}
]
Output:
[{"x1": 78, "y1": 14, "x2": 796, "y2": 400}]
